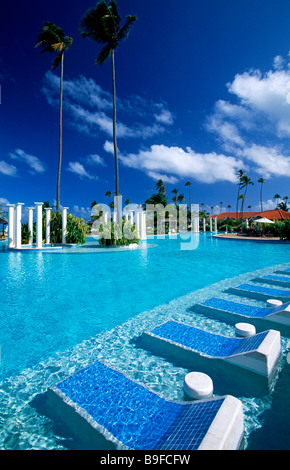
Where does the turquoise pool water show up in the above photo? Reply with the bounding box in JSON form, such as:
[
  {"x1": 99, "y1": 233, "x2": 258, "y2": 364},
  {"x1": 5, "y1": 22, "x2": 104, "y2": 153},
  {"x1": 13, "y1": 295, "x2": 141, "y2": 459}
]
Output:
[{"x1": 0, "y1": 234, "x2": 290, "y2": 449}]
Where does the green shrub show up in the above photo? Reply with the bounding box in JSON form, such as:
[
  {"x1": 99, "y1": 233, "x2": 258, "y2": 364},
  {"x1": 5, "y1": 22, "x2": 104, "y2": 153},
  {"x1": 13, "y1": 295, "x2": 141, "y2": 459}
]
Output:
[
  {"x1": 21, "y1": 210, "x2": 88, "y2": 245},
  {"x1": 276, "y1": 219, "x2": 290, "y2": 240},
  {"x1": 99, "y1": 220, "x2": 139, "y2": 247}
]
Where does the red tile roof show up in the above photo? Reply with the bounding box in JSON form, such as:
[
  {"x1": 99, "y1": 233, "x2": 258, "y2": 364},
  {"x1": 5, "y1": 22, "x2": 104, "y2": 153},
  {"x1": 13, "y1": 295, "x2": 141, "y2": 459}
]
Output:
[{"x1": 209, "y1": 209, "x2": 290, "y2": 221}]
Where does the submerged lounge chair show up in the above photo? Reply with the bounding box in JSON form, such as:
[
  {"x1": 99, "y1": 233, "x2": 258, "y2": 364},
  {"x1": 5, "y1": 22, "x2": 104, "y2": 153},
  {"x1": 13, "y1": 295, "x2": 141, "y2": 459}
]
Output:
[
  {"x1": 47, "y1": 360, "x2": 244, "y2": 450},
  {"x1": 143, "y1": 320, "x2": 280, "y2": 378},
  {"x1": 197, "y1": 297, "x2": 290, "y2": 328},
  {"x1": 253, "y1": 274, "x2": 290, "y2": 288},
  {"x1": 227, "y1": 283, "x2": 290, "y2": 301}
]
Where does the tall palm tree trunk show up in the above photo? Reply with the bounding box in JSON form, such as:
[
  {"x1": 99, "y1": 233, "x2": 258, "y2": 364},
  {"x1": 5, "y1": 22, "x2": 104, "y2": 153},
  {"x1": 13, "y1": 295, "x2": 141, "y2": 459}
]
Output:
[
  {"x1": 111, "y1": 49, "x2": 121, "y2": 223},
  {"x1": 260, "y1": 183, "x2": 263, "y2": 212},
  {"x1": 56, "y1": 52, "x2": 64, "y2": 212}
]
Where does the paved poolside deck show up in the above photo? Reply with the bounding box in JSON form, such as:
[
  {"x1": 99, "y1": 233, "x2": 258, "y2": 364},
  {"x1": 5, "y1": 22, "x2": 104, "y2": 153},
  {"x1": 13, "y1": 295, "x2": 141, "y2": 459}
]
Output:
[{"x1": 214, "y1": 234, "x2": 286, "y2": 242}]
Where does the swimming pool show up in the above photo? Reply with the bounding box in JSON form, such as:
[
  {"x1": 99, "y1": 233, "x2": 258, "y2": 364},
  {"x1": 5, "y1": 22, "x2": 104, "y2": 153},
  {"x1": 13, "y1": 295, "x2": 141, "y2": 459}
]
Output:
[{"x1": 0, "y1": 234, "x2": 289, "y2": 449}]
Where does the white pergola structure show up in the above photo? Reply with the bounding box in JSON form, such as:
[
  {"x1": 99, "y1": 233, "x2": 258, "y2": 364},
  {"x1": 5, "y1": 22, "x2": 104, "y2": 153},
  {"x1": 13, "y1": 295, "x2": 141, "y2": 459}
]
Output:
[{"x1": 7, "y1": 203, "x2": 69, "y2": 250}]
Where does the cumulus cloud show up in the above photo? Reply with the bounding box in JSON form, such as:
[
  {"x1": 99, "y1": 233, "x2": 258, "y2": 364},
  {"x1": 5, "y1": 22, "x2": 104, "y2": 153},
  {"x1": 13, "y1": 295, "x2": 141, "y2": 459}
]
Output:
[
  {"x1": 42, "y1": 71, "x2": 174, "y2": 140},
  {"x1": 119, "y1": 144, "x2": 243, "y2": 184},
  {"x1": 9, "y1": 148, "x2": 45, "y2": 174},
  {"x1": 206, "y1": 54, "x2": 290, "y2": 179}
]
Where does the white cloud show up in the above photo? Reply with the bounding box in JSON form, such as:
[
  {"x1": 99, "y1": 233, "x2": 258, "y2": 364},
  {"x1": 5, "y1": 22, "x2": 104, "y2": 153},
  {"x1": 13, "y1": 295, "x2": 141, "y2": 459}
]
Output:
[
  {"x1": 154, "y1": 105, "x2": 174, "y2": 125},
  {"x1": 119, "y1": 144, "x2": 243, "y2": 184},
  {"x1": 42, "y1": 72, "x2": 174, "y2": 141},
  {"x1": 0, "y1": 160, "x2": 17, "y2": 177},
  {"x1": 273, "y1": 55, "x2": 285, "y2": 71},
  {"x1": 206, "y1": 54, "x2": 290, "y2": 180},
  {"x1": 237, "y1": 144, "x2": 290, "y2": 178},
  {"x1": 86, "y1": 154, "x2": 106, "y2": 166},
  {"x1": 227, "y1": 68, "x2": 290, "y2": 137},
  {"x1": 146, "y1": 171, "x2": 179, "y2": 184},
  {"x1": 9, "y1": 148, "x2": 45, "y2": 174},
  {"x1": 103, "y1": 140, "x2": 115, "y2": 155},
  {"x1": 72, "y1": 205, "x2": 91, "y2": 220},
  {"x1": 67, "y1": 161, "x2": 97, "y2": 180}
]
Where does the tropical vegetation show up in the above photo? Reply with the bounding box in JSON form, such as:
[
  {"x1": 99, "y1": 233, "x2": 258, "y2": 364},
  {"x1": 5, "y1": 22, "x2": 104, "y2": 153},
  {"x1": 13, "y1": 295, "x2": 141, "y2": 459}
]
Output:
[
  {"x1": 21, "y1": 205, "x2": 88, "y2": 245},
  {"x1": 98, "y1": 220, "x2": 139, "y2": 247}
]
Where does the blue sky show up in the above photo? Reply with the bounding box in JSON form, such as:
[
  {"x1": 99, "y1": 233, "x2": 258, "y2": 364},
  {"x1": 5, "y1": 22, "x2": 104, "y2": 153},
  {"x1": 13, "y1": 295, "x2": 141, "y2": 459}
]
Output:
[{"x1": 1, "y1": 0, "x2": 290, "y2": 221}]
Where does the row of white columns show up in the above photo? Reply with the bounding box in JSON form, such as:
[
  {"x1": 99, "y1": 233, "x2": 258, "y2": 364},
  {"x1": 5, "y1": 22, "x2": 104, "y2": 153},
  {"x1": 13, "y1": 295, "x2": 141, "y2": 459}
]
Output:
[
  {"x1": 102, "y1": 209, "x2": 147, "y2": 240},
  {"x1": 7, "y1": 203, "x2": 69, "y2": 249},
  {"x1": 207, "y1": 217, "x2": 218, "y2": 233},
  {"x1": 191, "y1": 217, "x2": 217, "y2": 233}
]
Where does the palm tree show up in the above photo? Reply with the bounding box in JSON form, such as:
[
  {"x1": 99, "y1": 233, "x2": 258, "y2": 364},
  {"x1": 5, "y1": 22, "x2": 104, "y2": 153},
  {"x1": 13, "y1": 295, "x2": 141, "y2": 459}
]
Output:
[
  {"x1": 185, "y1": 181, "x2": 191, "y2": 209},
  {"x1": 35, "y1": 22, "x2": 73, "y2": 212},
  {"x1": 274, "y1": 193, "x2": 281, "y2": 208},
  {"x1": 80, "y1": 1, "x2": 137, "y2": 222},
  {"x1": 156, "y1": 179, "x2": 166, "y2": 195},
  {"x1": 90, "y1": 200, "x2": 98, "y2": 208},
  {"x1": 177, "y1": 194, "x2": 185, "y2": 204},
  {"x1": 258, "y1": 178, "x2": 266, "y2": 212},
  {"x1": 236, "y1": 169, "x2": 245, "y2": 218},
  {"x1": 240, "y1": 175, "x2": 254, "y2": 216},
  {"x1": 278, "y1": 201, "x2": 289, "y2": 211},
  {"x1": 238, "y1": 194, "x2": 247, "y2": 220}
]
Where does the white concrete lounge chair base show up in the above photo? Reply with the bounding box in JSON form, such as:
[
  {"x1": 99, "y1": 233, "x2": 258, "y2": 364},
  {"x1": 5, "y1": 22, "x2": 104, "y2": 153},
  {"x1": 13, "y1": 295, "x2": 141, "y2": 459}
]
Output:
[{"x1": 47, "y1": 360, "x2": 244, "y2": 450}]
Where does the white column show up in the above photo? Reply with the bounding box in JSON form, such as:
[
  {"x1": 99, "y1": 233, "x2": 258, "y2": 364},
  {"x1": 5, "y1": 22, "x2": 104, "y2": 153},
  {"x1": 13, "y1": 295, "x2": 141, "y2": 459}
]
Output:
[
  {"x1": 210, "y1": 218, "x2": 213, "y2": 232},
  {"x1": 7, "y1": 204, "x2": 15, "y2": 248},
  {"x1": 27, "y1": 207, "x2": 34, "y2": 245},
  {"x1": 45, "y1": 208, "x2": 52, "y2": 245},
  {"x1": 125, "y1": 213, "x2": 129, "y2": 222},
  {"x1": 104, "y1": 211, "x2": 108, "y2": 224},
  {"x1": 15, "y1": 203, "x2": 24, "y2": 249},
  {"x1": 34, "y1": 203, "x2": 43, "y2": 249},
  {"x1": 113, "y1": 212, "x2": 117, "y2": 223},
  {"x1": 62, "y1": 207, "x2": 69, "y2": 244},
  {"x1": 136, "y1": 211, "x2": 140, "y2": 237},
  {"x1": 193, "y1": 216, "x2": 199, "y2": 233},
  {"x1": 130, "y1": 211, "x2": 134, "y2": 226},
  {"x1": 214, "y1": 217, "x2": 218, "y2": 233},
  {"x1": 140, "y1": 211, "x2": 147, "y2": 240},
  {"x1": 203, "y1": 218, "x2": 206, "y2": 232}
]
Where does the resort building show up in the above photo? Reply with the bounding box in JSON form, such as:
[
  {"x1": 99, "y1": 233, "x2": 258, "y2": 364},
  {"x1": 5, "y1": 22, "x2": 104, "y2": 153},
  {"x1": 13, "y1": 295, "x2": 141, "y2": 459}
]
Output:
[{"x1": 209, "y1": 209, "x2": 290, "y2": 222}]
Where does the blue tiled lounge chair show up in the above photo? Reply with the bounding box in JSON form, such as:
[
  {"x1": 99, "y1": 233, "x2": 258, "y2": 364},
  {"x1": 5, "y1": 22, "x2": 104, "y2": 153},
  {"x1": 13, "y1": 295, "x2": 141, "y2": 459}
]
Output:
[
  {"x1": 48, "y1": 360, "x2": 244, "y2": 450},
  {"x1": 198, "y1": 297, "x2": 290, "y2": 328},
  {"x1": 143, "y1": 321, "x2": 280, "y2": 378},
  {"x1": 227, "y1": 283, "x2": 290, "y2": 301},
  {"x1": 253, "y1": 275, "x2": 290, "y2": 287}
]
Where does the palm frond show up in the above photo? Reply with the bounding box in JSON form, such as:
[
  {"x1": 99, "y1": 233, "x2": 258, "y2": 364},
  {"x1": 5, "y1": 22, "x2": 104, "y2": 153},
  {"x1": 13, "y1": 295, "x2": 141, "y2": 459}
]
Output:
[
  {"x1": 35, "y1": 21, "x2": 72, "y2": 68},
  {"x1": 96, "y1": 43, "x2": 112, "y2": 65},
  {"x1": 80, "y1": 3, "x2": 111, "y2": 42},
  {"x1": 65, "y1": 36, "x2": 73, "y2": 50},
  {"x1": 108, "y1": 0, "x2": 121, "y2": 27},
  {"x1": 80, "y1": 0, "x2": 137, "y2": 63},
  {"x1": 117, "y1": 15, "x2": 137, "y2": 42},
  {"x1": 52, "y1": 52, "x2": 63, "y2": 70}
]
